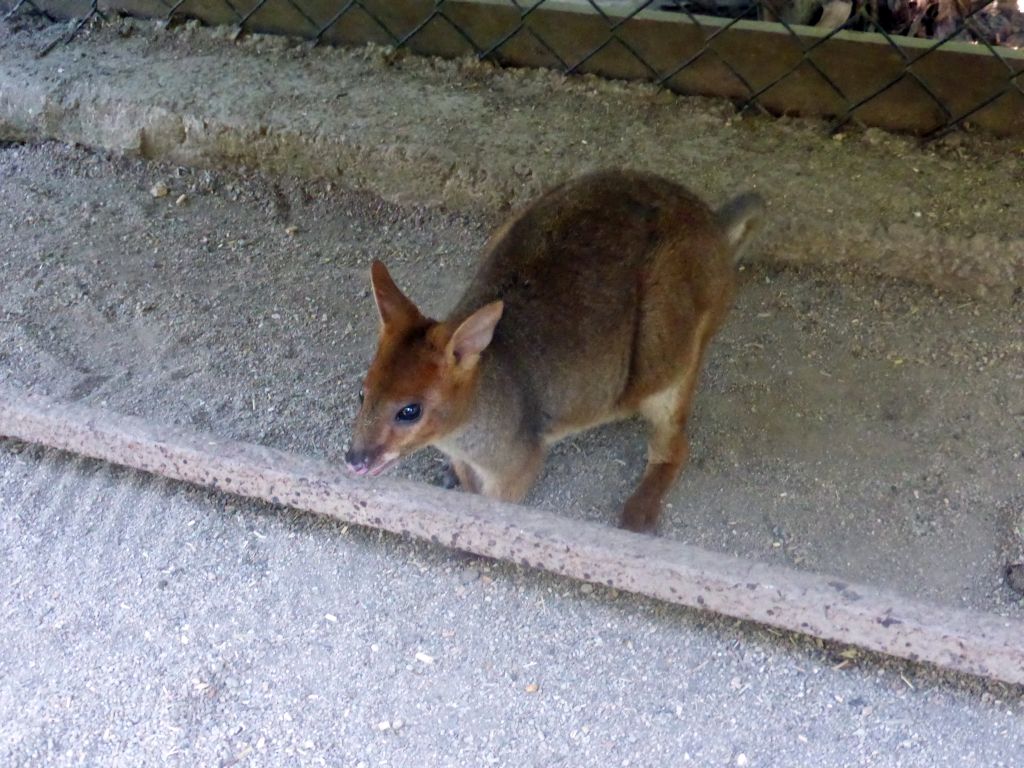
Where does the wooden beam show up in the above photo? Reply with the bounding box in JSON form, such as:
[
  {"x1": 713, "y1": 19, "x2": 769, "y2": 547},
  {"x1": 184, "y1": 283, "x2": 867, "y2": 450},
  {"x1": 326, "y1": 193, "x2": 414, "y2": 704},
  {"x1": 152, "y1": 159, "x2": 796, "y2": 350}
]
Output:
[{"x1": 1, "y1": 386, "x2": 1022, "y2": 685}]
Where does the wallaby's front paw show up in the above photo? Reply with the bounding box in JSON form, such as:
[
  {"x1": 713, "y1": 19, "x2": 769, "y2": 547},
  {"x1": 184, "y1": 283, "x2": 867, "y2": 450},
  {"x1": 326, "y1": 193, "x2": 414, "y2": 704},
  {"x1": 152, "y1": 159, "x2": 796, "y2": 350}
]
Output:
[{"x1": 434, "y1": 463, "x2": 461, "y2": 490}]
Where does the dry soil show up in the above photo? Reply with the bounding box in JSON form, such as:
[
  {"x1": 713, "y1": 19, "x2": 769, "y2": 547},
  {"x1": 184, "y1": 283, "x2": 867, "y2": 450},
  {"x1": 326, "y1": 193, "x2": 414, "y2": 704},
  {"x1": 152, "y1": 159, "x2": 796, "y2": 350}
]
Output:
[{"x1": 1, "y1": 141, "x2": 1021, "y2": 617}]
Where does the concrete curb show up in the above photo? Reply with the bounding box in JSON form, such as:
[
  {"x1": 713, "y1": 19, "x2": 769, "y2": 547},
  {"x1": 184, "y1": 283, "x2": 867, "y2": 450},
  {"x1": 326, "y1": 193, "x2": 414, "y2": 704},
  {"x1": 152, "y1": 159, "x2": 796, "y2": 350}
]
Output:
[
  {"x1": 3, "y1": 385, "x2": 1024, "y2": 685},
  {"x1": 1, "y1": 17, "x2": 1022, "y2": 299}
]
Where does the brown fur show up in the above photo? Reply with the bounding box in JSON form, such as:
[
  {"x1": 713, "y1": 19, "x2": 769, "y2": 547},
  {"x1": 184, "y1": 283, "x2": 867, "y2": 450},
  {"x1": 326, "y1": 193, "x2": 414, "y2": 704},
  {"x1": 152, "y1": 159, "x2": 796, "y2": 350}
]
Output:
[{"x1": 346, "y1": 170, "x2": 763, "y2": 533}]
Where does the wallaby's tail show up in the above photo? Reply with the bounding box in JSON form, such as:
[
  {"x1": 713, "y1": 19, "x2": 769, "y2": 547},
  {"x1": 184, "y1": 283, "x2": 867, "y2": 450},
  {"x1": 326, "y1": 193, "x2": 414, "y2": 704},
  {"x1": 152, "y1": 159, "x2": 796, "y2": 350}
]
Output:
[{"x1": 717, "y1": 192, "x2": 765, "y2": 264}]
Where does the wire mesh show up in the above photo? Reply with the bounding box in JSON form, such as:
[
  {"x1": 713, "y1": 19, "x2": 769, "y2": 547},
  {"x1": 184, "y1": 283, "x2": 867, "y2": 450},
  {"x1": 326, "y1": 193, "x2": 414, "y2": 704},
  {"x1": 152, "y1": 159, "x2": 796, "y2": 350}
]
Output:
[{"x1": 2, "y1": 0, "x2": 1022, "y2": 136}]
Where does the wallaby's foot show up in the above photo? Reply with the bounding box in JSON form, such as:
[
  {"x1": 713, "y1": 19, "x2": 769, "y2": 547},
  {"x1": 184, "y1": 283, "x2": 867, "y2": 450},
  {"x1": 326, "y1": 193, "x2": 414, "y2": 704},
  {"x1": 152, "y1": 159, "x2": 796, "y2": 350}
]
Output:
[
  {"x1": 621, "y1": 454, "x2": 682, "y2": 533},
  {"x1": 434, "y1": 463, "x2": 461, "y2": 490},
  {"x1": 620, "y1": 458, "x2": 681, "y2": 533},
  {"x1": 619, "y1": 491, "x2": 662, "y2": 533}
]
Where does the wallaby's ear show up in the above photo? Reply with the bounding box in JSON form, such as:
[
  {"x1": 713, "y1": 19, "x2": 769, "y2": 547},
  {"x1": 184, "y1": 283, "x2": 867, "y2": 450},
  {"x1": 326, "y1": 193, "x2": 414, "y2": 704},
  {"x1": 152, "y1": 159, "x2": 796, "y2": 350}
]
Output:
[
  {"x1": 371, "y1": 260, "x2": 422, "y2": 328},
  {"x1": 447, "y1": 301, "x2": 504, "y2": 366}
]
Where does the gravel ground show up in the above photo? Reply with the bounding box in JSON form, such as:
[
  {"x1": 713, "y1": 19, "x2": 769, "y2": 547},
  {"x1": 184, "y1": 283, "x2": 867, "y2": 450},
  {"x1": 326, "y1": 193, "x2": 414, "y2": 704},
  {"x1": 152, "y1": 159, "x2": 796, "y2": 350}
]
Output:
[
  {"x1": 2, "y1": 16, "x2": 1023, "y2": 298},
  {"x1": 1, "y1": 142, "x2": 1023, "y2": 766}
]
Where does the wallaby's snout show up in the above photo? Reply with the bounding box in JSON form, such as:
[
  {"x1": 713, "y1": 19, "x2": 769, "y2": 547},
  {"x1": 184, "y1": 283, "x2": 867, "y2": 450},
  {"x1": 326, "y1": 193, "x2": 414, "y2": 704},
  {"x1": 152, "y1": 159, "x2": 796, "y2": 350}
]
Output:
[
  {"x1": 344, "y1": 378, "x2": 418, "y2": 478},
  {"x1": 343, "y1": 442, "x2": 400, "y2": 477},
  {"x1": 343, "y1": 445, "x2": 381, "y2": 476},
  {"x1": 345, "y1": 389, "x2": 415, "y2": 477}
]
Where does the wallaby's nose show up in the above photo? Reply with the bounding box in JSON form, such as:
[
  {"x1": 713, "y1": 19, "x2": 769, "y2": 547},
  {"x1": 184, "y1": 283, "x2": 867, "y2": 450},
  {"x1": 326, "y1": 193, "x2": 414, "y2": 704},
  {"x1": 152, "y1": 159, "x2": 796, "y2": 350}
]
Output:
[{"x1": 345, "y1": 448, "x2": 371, "y2": 476}]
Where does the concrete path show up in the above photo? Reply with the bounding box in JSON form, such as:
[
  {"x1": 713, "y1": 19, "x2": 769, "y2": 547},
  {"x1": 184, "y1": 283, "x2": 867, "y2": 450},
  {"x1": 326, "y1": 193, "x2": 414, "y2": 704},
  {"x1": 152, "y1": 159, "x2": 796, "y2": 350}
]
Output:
[{"x1": 3, "y1": 440, "x2": 1024, "y2": 768}]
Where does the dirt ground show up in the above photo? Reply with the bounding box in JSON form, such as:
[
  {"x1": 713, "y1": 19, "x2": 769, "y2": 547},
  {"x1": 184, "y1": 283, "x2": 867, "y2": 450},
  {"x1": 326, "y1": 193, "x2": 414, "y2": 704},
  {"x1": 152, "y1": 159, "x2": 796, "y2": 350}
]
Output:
[
  {"x1": 2, "y1": 17, "x2": 1023, "y2": 299},
  {"x1": 1, "y1": 141, "x2": 1021, "y2": 617}
]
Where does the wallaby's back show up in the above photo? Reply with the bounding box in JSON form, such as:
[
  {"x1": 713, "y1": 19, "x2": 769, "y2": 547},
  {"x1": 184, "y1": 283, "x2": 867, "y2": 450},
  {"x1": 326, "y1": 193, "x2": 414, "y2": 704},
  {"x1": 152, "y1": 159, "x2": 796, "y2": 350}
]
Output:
[{"x1": 451, "y1": 170, "x2": 743, "y2": 437}]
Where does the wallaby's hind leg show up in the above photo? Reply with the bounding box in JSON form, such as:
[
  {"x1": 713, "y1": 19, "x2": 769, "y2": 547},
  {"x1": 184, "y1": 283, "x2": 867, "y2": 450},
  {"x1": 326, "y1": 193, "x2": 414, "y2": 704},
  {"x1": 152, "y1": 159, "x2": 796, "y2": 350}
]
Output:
[
  {"x1": 620, "y1": 388, "x2": 691, "y2": 532},
  {"x1": 481, "y1": 444, "x2": 546, "y2": 504},
  {"x1": 620, "y1": 343, "x2": 708, "y2": 533}
]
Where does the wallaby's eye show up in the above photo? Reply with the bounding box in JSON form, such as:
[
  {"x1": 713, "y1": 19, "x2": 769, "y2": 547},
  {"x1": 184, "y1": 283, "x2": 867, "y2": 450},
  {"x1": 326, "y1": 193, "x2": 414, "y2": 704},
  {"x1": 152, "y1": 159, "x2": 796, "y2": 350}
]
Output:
[
  {"x1": 395, "y1": 403, "x2": 421, "y2": 423},
  {"x1": 358, "y1": 388, "x2": 365, "y2": 404}
]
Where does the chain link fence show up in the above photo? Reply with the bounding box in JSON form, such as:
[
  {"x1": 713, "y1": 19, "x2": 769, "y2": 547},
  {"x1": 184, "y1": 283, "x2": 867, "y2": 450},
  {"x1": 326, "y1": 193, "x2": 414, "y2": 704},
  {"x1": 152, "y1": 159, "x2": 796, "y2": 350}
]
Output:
[{"x1": 3, "y1": 0, "x2": 1023, "y2": 135}]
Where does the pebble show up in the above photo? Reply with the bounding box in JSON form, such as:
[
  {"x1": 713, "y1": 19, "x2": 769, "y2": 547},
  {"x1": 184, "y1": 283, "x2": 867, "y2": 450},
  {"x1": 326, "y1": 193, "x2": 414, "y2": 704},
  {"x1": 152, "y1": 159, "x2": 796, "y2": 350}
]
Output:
[
  {"x1": 150, "y1": 182, "x2": 169, "y2": 198},
  {"x1": 862, "y1": 127, "x2": 888, "y2": 146}
]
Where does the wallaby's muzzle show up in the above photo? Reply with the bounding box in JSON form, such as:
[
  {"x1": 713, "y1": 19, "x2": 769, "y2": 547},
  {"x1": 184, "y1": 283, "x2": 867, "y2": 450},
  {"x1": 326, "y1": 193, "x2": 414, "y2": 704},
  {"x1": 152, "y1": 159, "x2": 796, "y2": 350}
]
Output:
[
  {"x1": 339, "y1": 442, "x2": 395, "y2": 479},
  {"x1": 344, "y1": 440, "x2": 399, "y2": 477}
]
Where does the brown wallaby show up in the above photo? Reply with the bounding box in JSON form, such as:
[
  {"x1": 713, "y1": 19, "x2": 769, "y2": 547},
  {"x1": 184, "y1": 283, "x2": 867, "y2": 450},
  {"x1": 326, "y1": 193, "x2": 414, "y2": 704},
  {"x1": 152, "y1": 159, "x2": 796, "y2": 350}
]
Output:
[{"x1": 345, "y1": 169, "x2": 764, "y2": 532}]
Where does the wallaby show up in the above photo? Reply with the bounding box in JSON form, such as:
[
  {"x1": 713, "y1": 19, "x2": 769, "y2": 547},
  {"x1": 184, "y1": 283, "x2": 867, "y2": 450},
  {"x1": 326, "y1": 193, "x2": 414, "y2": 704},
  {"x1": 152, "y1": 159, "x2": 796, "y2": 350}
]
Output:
[{"x1": 345, "y1": 169, "x2": 764, "y2": 532}]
